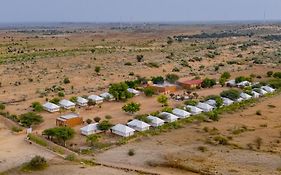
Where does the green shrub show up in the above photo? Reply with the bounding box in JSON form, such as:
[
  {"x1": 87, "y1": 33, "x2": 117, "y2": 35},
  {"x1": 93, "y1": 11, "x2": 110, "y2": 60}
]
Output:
[
  {"x1": 22, "y1": 156, "x2": 47, "y2": 171},
  {"x1": 128, "y1": 149, "x2": 135, "y2": 156}
]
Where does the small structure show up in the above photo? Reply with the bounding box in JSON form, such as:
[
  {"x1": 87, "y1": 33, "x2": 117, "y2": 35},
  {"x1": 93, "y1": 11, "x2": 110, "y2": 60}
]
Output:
[
  {"x1": 76, "y1": 97, "x2": 89, "y2": 107},
  {"x1": 149, "y1": 82, "x2": 177, "y2": 94},
  {"x1": 177, "y1": 79, "x2": 203, "y2": 89},
  {"x1": 80, "y1": 123, "x2": 99, "y2": 136},
  {"x1": 147, "y1": 115, "x2": 165, "y2": 127},
  {"x1": 205, "y1": 99, "x2": 217, "y2": 107},
  {"x1": 222, "y1": 97, "x2": 234, "y2": 106},
  {"x1": 251, "y1": 91, "x2": 260, "y2": 98},
  {"x1": 226, "y1": 80, "x2": 236, "y2": 87},
  {"x1": 261, "y1": 86, "x2": 275, "y2": 93},
  {"x1": 100, "y1": 92, "x2": 115, "y2": 101},
  {"x1": 111, "y1": 124, "x2": 135, "y2": 137},
  {"x1": 59, "y1": 99, "x2": 76, "y2": 109},
  {"x1": 127, "y1": 119, "x2": 150, "y2": 132},
  {"x1": 240, "y1": 92, "x2": 252, "y2": 100},
  {"x1": 196, "y1": 102, "x2": 214, "y2": 112},
  {"x1": 172, "y1": 108, "x2": 191, "y2": 119},
  {"x1": 56, "y1": 113, "x2": 83, "y2": 127},
  {"x1": 159, "y1": 112, "x2": 179, "y2": 123},
  {"x1": 236, "y1": 97, "x2": 244, "y2": 102},
  {"x1": 254, "y1": 88, "x2": 267, "y2": 96},
  {"x1": 127, "y1": 88, "x2": 141, "y2": 96},
  {"x1": 237, "y1": 81, "x2": 251, "y2": 88},
  {"x1": 88, "y1": 95, "x2": 104, "y2": 104},
  {"x1": 185, "y1": 105, "x2": 203, "y2": 115},
  {"x1": 43, "y1": 102, "x2": 60, "y2": 113}
]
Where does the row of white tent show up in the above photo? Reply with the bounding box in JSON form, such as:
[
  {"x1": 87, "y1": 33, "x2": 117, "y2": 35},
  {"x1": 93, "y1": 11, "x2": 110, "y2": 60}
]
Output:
[
  {"x1": 79, "y1": 85, "x2": 275, "y2": 137},
  {"x1": 43, "y1": 88, "x2": 141, "y2": 113}
]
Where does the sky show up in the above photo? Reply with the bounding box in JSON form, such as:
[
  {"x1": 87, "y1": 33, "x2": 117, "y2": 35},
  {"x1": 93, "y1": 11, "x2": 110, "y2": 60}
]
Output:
[{"x1": 0, "y1": 0, "x2": 280, "y2": 23}]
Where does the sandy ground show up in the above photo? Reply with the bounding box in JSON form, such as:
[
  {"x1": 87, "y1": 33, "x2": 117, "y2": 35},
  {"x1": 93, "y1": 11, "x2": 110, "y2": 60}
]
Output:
[
  {"x1": 0, "y1": 122, "x2": 55, "y2": 172},
  {"x1": 94, "y1": 94, "x2": 281, "y2": 175}
]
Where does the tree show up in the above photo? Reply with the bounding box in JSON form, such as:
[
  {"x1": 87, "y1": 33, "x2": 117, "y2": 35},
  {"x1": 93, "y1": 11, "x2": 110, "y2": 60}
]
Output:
[
  {"x1": 0, "y1": 103, "x2": 5, "y2": 110},
  {"x1": 94, "y1": 116, "x2": 101, "y2": 122},
  {"x1": 184, "y1": 100, "x2": 198, "y2": 106},
  {"x1": 143, "y1": 87, "x2": 155, "y2": 97},
  {"x1": 267, "y1": 71, "x2": 273, "y2": 77},
  {"x1": 167, "y1": 36, "x2": 173, "y2": 45},
  {"x1": 219, "y1": 77, "x2": 226, "y2": 87},
  {"x1": 63, "y1": 77, "x2": 70, "y2": 84},
  {"x1": 25, "y1": 156, "x2": 47, "y2": 170},
  {"x1": 98, "y1": 120, "x2": 112, "y2": 131},
  {"x1": 235, "y1": 76, "x2": 251, "y2": 83},
  {"x1": 95, "y1": 66, "x2": 101, "y2": 73},
  {"x1": 19, "y1": 112, "x2": 44, "y2": 128},
  {"x1": 220, "y1": 89, "x2": 240, "y2": 101},
  {"x1": 109, "y1": 82, "x2": 133, "y2": 101},
  {"x1": 32, "y1": 102, "x2": 43, "y2": 112},
  {"x1": 165, "y1": 74, "x2": 179, "y2": 83},
  {"x1": 69, "y1": 96, "x2": 77, "y2": 103},
  {"x1": 221, "y1": 72, "x2": 231, "y2": 80},
  {"x1": 49, "y1": 97, "x2": 60, "y2": 104},
  {"x1": 205, "y1": 95, "x2": 223, "y2": 108},
  {"x1": 273, "y1": 72, "x2": 281, "y2": 79},
  {"x1": 86, "y1": 134, "x2": 100, "y2": 146},
  {"x1": 43, "y1": 127, "x2": 75, "y2": 146},
  {"x1": 136, "y1": 55, "x2": 144, "y2": 62},
  {"x1": 122, "y1": 102, "x2": 141, "y2": 114},
  {"x1": 58, "y1": 91, "x2": 65, "y2": 97},
  {"x1": 86, "y1": 119, "x2": 92, "y2": 124},
  {"x1": 157, "y1": 95, "x2": 168, "y2": 106},
  {"x1": 151, "y1": 76, "x2": 164, "y2": 84},
  {"x1": 201, "y1": 78, "x2": 216, "y2": 88}
]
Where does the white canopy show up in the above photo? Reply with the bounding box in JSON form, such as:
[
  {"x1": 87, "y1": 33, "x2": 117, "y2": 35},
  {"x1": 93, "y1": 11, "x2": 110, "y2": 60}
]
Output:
[
  {"x1": 147, "y1": 115, "x2": 165, "y2": 126},
  {"x1": 88, "y1": 95, "x2": 104, "y2": 101},
  {"x1": 77, "y1": 97, "x2": 88, "y2": 104},
  {"x1": 159, "y1": 112, "x2": 179, "y2": 122},
  {"x1": 112, "y1": 124, "x2": 135, "y2": 133},
  {"x1": 59, "y1": 99, "x2": 75, "y2": 107},
  {"x1": 196, "y1": 102, "x2": 214, "y2": 112},
  {"x1": 43, "y1": 102, "x2": 60, "y2": 110},
  {"x1": 127, "y1": 88, "x2": 140, "y2": 95},
  {"x1": 127, "y1": 119, "x2": 150, "y2": 129},
  {"x1": 80, "y1": 123, "x2": 98, "y2": 135},
  {"x1": 240, "y1": 92, "x2": 252, "y2": 100},
  {"x1": 222, "y1": 97, "x2": 234, "y2": 106},
  {"x1": 205, "y1": 99, "x2": 217, "y2": 107},
  {"x1": 261, "y1": 85, "x2": 275, "y2": 93},
  {"x1": 185, "y1": 105, "x2": 203, "y2": 114},
  {"x1": 172, "y1": 108, "x2": 191, "y2": 118}
]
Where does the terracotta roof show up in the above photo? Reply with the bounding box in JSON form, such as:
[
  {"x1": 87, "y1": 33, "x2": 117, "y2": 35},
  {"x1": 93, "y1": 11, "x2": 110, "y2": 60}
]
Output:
[{"x1": 178, "y1": 79, "x2": 203, "y2": 85}]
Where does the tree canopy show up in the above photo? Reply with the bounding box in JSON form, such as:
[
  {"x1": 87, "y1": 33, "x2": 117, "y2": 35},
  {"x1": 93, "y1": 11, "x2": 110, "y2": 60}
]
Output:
[
  {"x1": 19, "y1": 112, "x2": 44, "y2": 128},
  {"x1": 201, "y1": 78, "x2": 216, "y2": 88},
  {"x1": 109, "y1": 82, "x2": 133, "y2": 101},
  {"x1": 43, "y1": 127, "x2": 75, "y2": 146},
  {"x1": 122, "y1": 102, "x2": 141, "y2": 114},
  {"x1": 220, "y1": 89, "x2": 240, "y2": 101},
  {"x1": 157, "y1": 95, "x2": 168, "y2": 106},
  {"x1": 165, "y1": 74, "x2": 179, "y2": 83}
]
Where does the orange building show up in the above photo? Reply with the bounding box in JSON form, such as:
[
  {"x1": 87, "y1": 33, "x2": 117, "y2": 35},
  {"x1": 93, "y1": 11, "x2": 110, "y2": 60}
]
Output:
[
  {"x1": 177, "y1": 79, "x2": 203, "y2": 89},
  {"x1": 149, "y1": 83, "x2": 177, "y2": 94},
  {"x1": 56, "y1": 113, "x2": 83, "y2": 127}
]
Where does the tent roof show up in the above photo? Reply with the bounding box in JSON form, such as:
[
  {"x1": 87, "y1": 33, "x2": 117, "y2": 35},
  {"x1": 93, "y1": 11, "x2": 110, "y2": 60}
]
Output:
[
  {"x1": 172, "y1": 108, "x2": 191, "y2": 117},
  {"x1": 127, "y1": 119, "x2": 150, "y2": 128},
  {"x1": 59, "y1": 99, "x2": 75, "y2": 107},
  {"x1": 77, "y1": 97, "x2": 88, "y2": 103},
  {"x1": 196, "y1": 102, "x2": 214, "y2": 110},
  {"x1": 112, "y1": 124, "x2": 135, "y2": 133},
  {"x1": 80, "y1": 123, "x2": 98, "y2": 132},
  {"x1": 88, "y1": 95, "x2": 104, "y2": 101},
  {"x1": 43, "y1": 102, "x2": 60, "y2": 109},
  {"x1": 147, "y1": 115, "x2": 165, "y2": 124}
]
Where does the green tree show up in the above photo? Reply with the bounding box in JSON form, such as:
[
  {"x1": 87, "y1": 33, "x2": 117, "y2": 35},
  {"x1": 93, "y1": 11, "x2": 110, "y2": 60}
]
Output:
[
  {"x1": 266, "y1": 71, "x2": 273, "y2": 77},
  {"x1": 151, "y1": 76, "x2": 164, "y2": 84},
  {"x1": 157, "y1": 95, "x2": 168, "y2": 106},
  {"x1": 49, "y1": 97, "x2": 60, "y2": 104},
  {"x1": 202, "y1": 78, "x2": 216, "y2": 88},
  {"x1": 165, "y1": 74, "x2": 179, "y2": 83},
  {"x1": 273, "y1": 72, "x2": 281, "y2": 79},
  {"x1": 143, "y1": 87, "x2": 155, "y2": 97},
  {"x1": 25, "y1": 156, "x2": 48, "y2": 170},
  {"x1": 63, "y1": 77, "x2": 70, "y2": 84},
  {"x1": 122, "y1": 102, "x2": 141, "y2": 114},
  {"x1": 205, "y1": 95, "x2": 223, "y2": 108},
  {"x1": 97, "y1": 120, "x2": 112, "y2": 131},
  {"x1": 43, "y1": 127, "x2": 75, "y2": 146},
  {"x1": 95, "y1": 66, "x2": 101, "y2": 73},
  {"x1": 32, "y1": 102, "x2": 43, "y2": 112},
  {"x1": 109, "y1": 82, "x2": 133, "y2": 101},
  {"x1": 219, "y1": 77, "x2": 226, "y2": 87},
  {"x1": 221, "y1": 72, "x2": 231, "y2": 80},
  {"x1": 69, "y1": 96, "x2": 77, "y2": 103},
  {"x1": 235, "y1": 76, "x2": 251, "y2": 83},
  {"x1": 86, "y1": 134, "x2": 100, "y2": 146},
  {"x1": 220, "y1": 89, "x2": 240, "y2": 101},
  {"x1": 0, "y1": 103, "x2": 5, "y2": 110},
  {"x1": 19, "y1": 112, "x2": 44, "y2": 128}
]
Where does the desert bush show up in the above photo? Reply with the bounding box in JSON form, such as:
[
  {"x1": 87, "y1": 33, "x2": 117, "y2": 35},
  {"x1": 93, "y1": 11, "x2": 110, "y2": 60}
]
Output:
[
  {"x1": 256, "y1": 110, "x2": 262, "y2": 115},
  {"x1": 22, "y1": 156, "x2": 47, "y2": 171},
  {"x1": 94, "y1": 116, "x2": 101, "y2": 122},
  {"x1": 128, "y1": 149, "x2": 135, "y2": 156},
  {"x1": 63, "y1": 77, "x2": 70, "y2": 84}
]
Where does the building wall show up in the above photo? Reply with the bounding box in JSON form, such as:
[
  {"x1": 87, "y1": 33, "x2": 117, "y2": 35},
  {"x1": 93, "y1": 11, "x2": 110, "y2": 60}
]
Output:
[{"x1": 56, "y1": 117, "x2": 83, "y2": 127}]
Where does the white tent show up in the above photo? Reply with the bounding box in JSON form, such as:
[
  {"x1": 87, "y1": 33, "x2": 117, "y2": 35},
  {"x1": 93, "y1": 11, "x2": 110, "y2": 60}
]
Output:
[
  {"x1": 147, "y1": 115, "x2": 165, "y2": 127},
  {"x1": 254, "y1": 88, "x2": 267, "y2": 96},
  {"x1": 240, "y1": 92, "x2": 252, "y2": 100},
  {"x1": 76, "y1": 97, "x2": 88, "y2": 107},
  {"x1": 88, "y1": 95, "x2": 104, "y2": 104},
  {"x1": 59, "y1": 99, "x2": 76, "y2": 109},
  {"x1": 127, "y1": 119, "x2": 150, "y2": 132},
  {"x1": 159, "y1": 112, "x2": 179, "y2": 123},
  {"x1": 172, "y1": 108, "x2": 191, "y2": 119},
  {"x1": 237, "y1": 81, "x2": 251, "y2": 88},
  {"x1": 205, "y1": 99, "x2": 217, "y2": 107},
  {"x1": 222, "y1": 97, "x2": 234, "y2": 106},
  {"x1": 185, "y1": 105, "x2": 203, "y2": 115},
  {"x1": 80, "y1": 123, "x2": 99, "y2": 136},
  {"x1": 251, "y1": 91, "x2": 260, "y2": 98},
  {"x1": 236, "y1": 97, "x2": 244, "y2": 102},
  {"x1": 196, "y1": 102, "x2": 214, "y2": 112},
  {"x1": 100, "y1": 92, "x2": 115, "y2": 101},
  {"x1": 226, "y1": 80, "x2": 236, "y2": 87},
  {"x1": 127, "y1": 88, "x2": 141, "y2": 96},
  {"x1": 261, "y1": 86, "x2": 275, "y2": 93},
  {"x1": 111, "y1": 124, "x2": 135, "y2": 137},
  {"x1": 43, "y1": 102, "x2": 60, "y2": 113}
]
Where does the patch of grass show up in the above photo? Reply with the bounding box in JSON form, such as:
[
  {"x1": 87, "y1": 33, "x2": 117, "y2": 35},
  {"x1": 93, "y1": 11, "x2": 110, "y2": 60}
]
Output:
[
  {"x1": 11, "y1": 126, "x2": 23, "y2": 132},
  {"x1": 197, "y1": 146, "x2": 208, "y2": 152},
  {"x1": 28, "y1": 134, "x2": 48, "y2": 147},
  {"x1": 213, "y1": 135, "x2": 229, "y2": 145},
  {"x1": 65, "y1": 154, "x2": 77, "y2": 161},
  {"x1": 21, "y1": 156, "x2": 48, "y2": 172}
]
